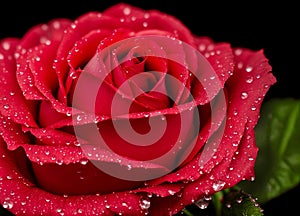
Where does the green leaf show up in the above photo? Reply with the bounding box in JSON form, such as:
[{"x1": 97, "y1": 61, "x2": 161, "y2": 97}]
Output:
[
  {"x1": 239, "y1": 98, "x2": 300, "y2": 203},
  {"x1": 222, "y1": 190, "x2": 263, "y2": 216}
]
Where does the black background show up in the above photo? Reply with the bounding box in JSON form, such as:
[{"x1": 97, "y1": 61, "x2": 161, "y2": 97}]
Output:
[{"x1": 0, "y1": 0, "x2": 299, "y2": 215}]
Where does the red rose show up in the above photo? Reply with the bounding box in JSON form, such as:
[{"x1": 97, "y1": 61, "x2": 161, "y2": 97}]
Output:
[{"x1": 0, "y1": 3, "x2": 276, "y2": 216}]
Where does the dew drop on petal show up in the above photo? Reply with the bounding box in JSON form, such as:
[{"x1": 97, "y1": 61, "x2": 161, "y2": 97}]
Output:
[
  {"x1": 3, "y1": 104, "x2": 10, "y2": 109},
  {"x1": 123, "y1": 7, "x2": 131, "y2": 15},
  {"x1": 142, "y1": 22, "x2": 148, "y2": 28},
  {"x1": 140, "y1": 197, "x2": 151, "y2": 210},
  {"x1": 237, "y1": 62, "x2": 243, "y2": 69},
  {"x1": 80, "y1": 158, "x2": 89, "y2": 165},
  {"x1": 168, "y1": 190, "x2": 176, "y2": 195},
  {"x1": 212, "y1": 180, "x2": 225, "y2": 191},
  {"x1": 234, "y1": 49, "x2": 242, "y2": 56},
  {"x1": 246, "y1": 77, "x2": 254, "y2": 83},
  {"x1": 56, "y1": 159, "x2": 63, "y2": 165},
  {"x1": 241, "y1": 92, "x2": 248, "y2": 100},
  {"x1": 245, "y1": 66, "x2": 253, "y2": 72},
  {"x1": 2, "y1": 200, "x2": 13, "y2": 209},
  {"x1": 121, "y1": 202, "x2": 128, "y2": 207},
  {"x1": 127, "y1": 164, "x2": 132, "y2": 170},
  {"x1": 2, "y1": 42, "x2": 10, "y2": 50}
]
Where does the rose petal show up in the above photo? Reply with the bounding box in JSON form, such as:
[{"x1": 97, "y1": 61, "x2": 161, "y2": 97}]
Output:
[
  {"x1": 0, "y1": 115, "x2": 31, "y2": 150},
  {"x1": 16, "y1": 19, "x2": 71, "y2": 101},
  {"x1": 24, "y1": 127, "x2": 86, "y2": 147},
  {"x1": 0, "y1": 39, "x2": 38, "y2": 127},
  {"x1": 38, "y1": 100, "x2": 70, "y2": 128},
  {"x1": 7, "y1": 143, "x2": 171, "y2": 196},
  {"x1": 133, "y1": 183, "x2": 184, "y2": 197},
  {"x1": 74, "y1": 109, "x2": 197, "y2": 170},
  {"x1": 148, "y1": 45, "x2": 276, "y2": 186},
  {"x1": 103, "y1": 3, "x2": 195, "y2": 45},
  {"x1": 17, "y1": 19, "x2": 71, "y2": 50},
  {"x1": 16, "y1": 50, "x2": 45, "y2": 100},
  {"x1": 54, "y1": 12, "x2": 121, "y2": 100},
  {"x1": 195, "y1": 36, "x2": 235, "y2": 86},
  {"x1": 0, "y1": 139, "x2": 147, "y2": 215}
]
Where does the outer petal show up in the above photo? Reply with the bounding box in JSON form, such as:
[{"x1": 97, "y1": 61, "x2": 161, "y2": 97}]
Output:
[
  {"x1": 103, "y1": 3, "x2": 195, "y2": 45},
  {"x1": 0, "y1": 139, "x2": 148, "y2": 215},
  {"x1": 195, "y1": 36, "x2": 235, "y2": 87},
  {"x1": 16, "y1": 19, "x2": 71, "y2": 100},
  {"x1": 0, "y1": 39, "x2": 38, "y2": 127},
  {"x1": 147, "y1": 46, "x2": 276, "y2": 187}
]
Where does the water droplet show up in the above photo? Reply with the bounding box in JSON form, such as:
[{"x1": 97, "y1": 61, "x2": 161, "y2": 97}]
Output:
[
  {"x1": 245, "y1": 66, "x2": 253, "y2": 72},
  {"x1": 198, "y1": 44, "x2": 206, "y2": 51},
  {"x1": 123, "y1": 7, "x2": 131, "y2": 15},
  {"x1": 236, "y1": 196, "x2": 243, "y2": 203},
  {"x1": 56, "y1": 208, "x2": 63, "y2": 213},
  {"x1": 140, "y1": 198, "x2": 151, "y2": 210},
  {"x1": 226, "y1": 203, "x2": 231, "y2": 208},
  {"x1": 74, "y1": 141, "x2": 81, "y2": 147},
  {"x1": 127, "y1": 164, "x2": 132, "y2": 170},
  {"x1": 56, "y1": 159, "x2": 63, "y2": 165},
  {"x1": 246, "y1": 77, "x2": 254, "y2": 83},
  {"x1": 212, "y1": 180, "x2": 225, "y2": 191},
  {"x1": 234, "y1": 49, "x2": 242, "y2": 56},
  {"x1": 2, "y1": 200, "x2": 13, "y2": 209},
  {"x1": 237, "y1": 62, "x2": 243, "y2": 69},
  {"x1": 168, "y1": 190, "x2": 176, "y2": 195},
  {"x1": 121, "y1": 202, "x2": 128, "y2": 207},
  {"x1": 195, "y1": 198, "x2": 210, "y2": 209},
  {"x1": 241, "y1": 92, "x2": 248, "y2": 100},
  {"x1": 76, "y1": 115, "x2": 82, "y2": 122},
  {"x1": 2, "y1": 42, "x2": 10, "y2": 50},
  {"x1": 80, "y1": 158, "x2": 89, "y2": 165},
  {"x1": 69, "y1": 71, "x2": 78, "y2": 79},
  {"x1": 142, "y1": 22, "x2": 148, "y2": 28}
]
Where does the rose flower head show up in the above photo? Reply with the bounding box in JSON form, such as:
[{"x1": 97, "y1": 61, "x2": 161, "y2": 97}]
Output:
[{"x1": 0, "y1": 3, "x2": 276, "y2": 215}]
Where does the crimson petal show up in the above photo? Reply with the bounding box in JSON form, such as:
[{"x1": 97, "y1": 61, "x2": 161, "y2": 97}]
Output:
[{"x1": 0, "y1": 39, "x2": 38, "y2": 127}]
